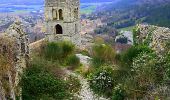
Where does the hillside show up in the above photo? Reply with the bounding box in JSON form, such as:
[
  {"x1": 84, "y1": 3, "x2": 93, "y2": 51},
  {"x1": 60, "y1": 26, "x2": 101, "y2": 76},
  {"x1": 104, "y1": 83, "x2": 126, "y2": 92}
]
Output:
[
  {"x1": 92, "y1": 0, "x2": 170, "y2": 29},
  {"x1": 0, "y1": 0, "x2": 115, "y2": 5}
]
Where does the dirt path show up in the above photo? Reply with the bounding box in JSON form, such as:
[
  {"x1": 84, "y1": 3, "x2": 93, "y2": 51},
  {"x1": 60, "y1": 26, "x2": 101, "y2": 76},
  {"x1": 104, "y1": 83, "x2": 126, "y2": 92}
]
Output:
[{"x1": 65, "y1": 70, "x2": 109, "y2": 100}]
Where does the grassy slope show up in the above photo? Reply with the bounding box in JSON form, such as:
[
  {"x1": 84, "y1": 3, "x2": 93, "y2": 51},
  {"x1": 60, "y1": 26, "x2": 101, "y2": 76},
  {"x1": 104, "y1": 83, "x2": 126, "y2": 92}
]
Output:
[
  {"x1": 81, "y1": 5, "x2": 97, "y2": 15},
  {"x1": 99, "y1": 1, "x2": 170, "y2": 29}
]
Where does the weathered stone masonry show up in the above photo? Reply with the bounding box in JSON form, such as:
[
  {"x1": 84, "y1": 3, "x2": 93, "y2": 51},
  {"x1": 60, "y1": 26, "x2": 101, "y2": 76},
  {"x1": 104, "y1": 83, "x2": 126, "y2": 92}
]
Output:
[
  {"x1": 45, "y1": 0, "x2": 81, "y2": 46},
  {"x1": 0, "y1": 21, "x2": 29, "y2": 99}
]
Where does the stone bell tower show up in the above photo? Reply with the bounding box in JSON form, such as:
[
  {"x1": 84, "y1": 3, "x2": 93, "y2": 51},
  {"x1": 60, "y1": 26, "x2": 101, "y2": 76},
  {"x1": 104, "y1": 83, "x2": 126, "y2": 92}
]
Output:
[{"x1": 45, "y1": 0, "x2": 81, "y2": 46}]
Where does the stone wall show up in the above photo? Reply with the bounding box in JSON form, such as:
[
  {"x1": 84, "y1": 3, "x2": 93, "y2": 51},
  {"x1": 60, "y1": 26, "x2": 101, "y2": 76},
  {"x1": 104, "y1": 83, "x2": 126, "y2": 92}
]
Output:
[
  {"x1": 0, "y1": 21, "x2": 29, "y2": 99},
  {"x1": 136, "y1": 24, "x2": 170, "y2": 54}
]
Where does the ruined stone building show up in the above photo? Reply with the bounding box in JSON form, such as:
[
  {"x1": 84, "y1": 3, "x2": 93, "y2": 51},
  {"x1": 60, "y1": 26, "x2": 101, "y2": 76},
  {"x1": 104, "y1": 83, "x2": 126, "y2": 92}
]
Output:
[
  {"x1": 45, "y1": 0, "x2": 81, "y2": 46},
  {"x1": 136, "y1": 24, "x2": 170, "y2": 54},
  {"x1": 0, "y1": 21, "x2": 29, "y2": 99}
]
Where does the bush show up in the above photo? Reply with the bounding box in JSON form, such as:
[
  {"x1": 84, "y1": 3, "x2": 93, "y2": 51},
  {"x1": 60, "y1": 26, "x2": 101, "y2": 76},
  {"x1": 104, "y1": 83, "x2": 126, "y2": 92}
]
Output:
[
  {"x1": 44, "y1": 42, "x2": 62, "y2": 61},
  {"x1": 125, "y1": 52, "x2": 164, "y2": 98},
  {"x1": 66, "y1": 75, "x2": 81, "y2": 94},
  {"x1": 165, "y1": 52, "x2": 170, "y2": 79},
  {"x1": 89, "y1": 66, "x2": 114, "y2": 97},
  {"x1": 112, "y1": 84, "x2": 127, "y2": 100},
  {"x1": 66, "y1": 55, "x2": 80, "y2": 70},
  {"x1": 121, "y1": 45, "x2": 152, "y2": 65},
  {"x1": 78, "y1": 49, "x2": 90, "y2": 56},
  {"x1": 91, "y1": 44, "x2": 115, "y2": 67},
  {"x1": 43, "y1": 41, "x2": 75, "y2": 63},
  {"x1": 61, "y1": 41, "x2": 75, "y2": 58},
  {"x1": 21, "y1": 58, "x2": 72, "y2": 100},
  {"x1": 92, "y1": 57, "x2": 105, "y2": 68}
]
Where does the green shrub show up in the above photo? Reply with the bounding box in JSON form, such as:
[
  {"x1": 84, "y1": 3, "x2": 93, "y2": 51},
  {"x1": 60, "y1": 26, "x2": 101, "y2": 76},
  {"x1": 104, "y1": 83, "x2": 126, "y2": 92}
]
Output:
[
  {"x1": 125, "y1": 52, "x2": 163, "y2": 98},
  {"x1": 66, "y1": 55, "x2": 80, "y2": 70},
  {"x1": 21, "y1": 58, "x2": 72, "y2": 100},
  {"x1": 61, "y1": 41, "x2": 75, "y2": 58},
  {"x1": 91, "y1": 44, "x2": 115, "y2": 67},
  {"x1": 121, "y1": 45, "x2": 152, "y2": 65},
  {"x1": 92, "y1": 57, "x2": 105, "y2": 68},
  {"x1": 112, "y1": 84, "x2": 127, "y2": 100},
  {"x1": 89, "y1": 66, "x2": 114, "y2": 97},
  {"x1": 133, "y1": 26, "x2": 140, "y2": 46},
  {"x1": 79, "y1": 49, "x2": 90, "y2": 56},
  {"x1": 43, "y1": 41, "x2": 75, "y2": 63},
  {"x1": 66, "y1": 75, "x2": 81, "y2": 94},
  {"x1": 44, "y1": 42, "x2": 63, "y2": 61}
]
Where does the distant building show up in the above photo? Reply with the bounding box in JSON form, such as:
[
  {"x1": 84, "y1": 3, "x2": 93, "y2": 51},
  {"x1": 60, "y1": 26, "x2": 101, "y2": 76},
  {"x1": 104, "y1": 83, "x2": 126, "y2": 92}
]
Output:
[
  {"x1": 115, "y1": 31, "x2": 133, "y2": 53},
  {"x1": 44, "y1": 0, "x2": 81, "y2": 46}
]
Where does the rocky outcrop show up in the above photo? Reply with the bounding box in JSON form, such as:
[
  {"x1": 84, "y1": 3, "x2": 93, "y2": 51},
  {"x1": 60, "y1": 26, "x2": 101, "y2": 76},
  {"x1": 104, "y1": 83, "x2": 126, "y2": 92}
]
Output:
[{"x1": 136, "y1": 24, "x2": 170, "y2": 54}]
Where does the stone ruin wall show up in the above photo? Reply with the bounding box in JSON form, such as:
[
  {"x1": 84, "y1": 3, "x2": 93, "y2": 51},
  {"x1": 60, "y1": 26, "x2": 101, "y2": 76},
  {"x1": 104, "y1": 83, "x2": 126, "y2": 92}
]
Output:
[
  {"x1": 0, "y1": 21, "x2": 29, "y2": 99},
  {"x1": 137, "y1": 24, "x2": 170, "y2": 54}
]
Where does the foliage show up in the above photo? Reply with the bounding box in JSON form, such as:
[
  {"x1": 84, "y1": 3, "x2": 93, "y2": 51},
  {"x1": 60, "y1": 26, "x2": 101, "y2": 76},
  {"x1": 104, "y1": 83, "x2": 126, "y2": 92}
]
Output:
[
  {"x1": 89, "y1": 66, "x2": 114, "y2": 97},
  {"x1": 165, "y1": 52, "x2": 170, "y2": 79},
  {"x1": 121, "y1": 45, "x2": 152, "y2": 65},
  {"x1": 94, "y1": 2, "x2": 170, "y2": 30},
  {"x1": 94, "y1": 25, "x2": 117, "y2": 35},
  {"x1": 61, "y1": 41, "x2": 75, "y2": 58},
  {"x1": 39, "y1": 41, "x2": 81, "y2": 69},
  {"x1": 133, "y1": 26, "x2": 140, "y2": 46},
  {"x1": 21, "y1": 58, "x2": 72, "y2": 100},
  {"x1": 133, "y1": 25, "x2": 156, "y2": 47},
  {"x1": 123, "y1": 52, "x2": 166, "y2": 98},
  {"x1": 145, "y1": 4, "x2": 170, "y2": 28},
  {"x1": 94, "y1": 37, "x2": 105, "y2": 44},
  {"x1": 143, "y1": 28, "x2": 155, "y2": 46},
  {"x1": 43, "y1": 41, "x2": 75, "y2": 62},
  {"x1": 43, "y1": 42, "x2": 62, "y2": 61},
  {"x1": 66, "y1": 55, "x2": 80, "y2": 70},
  {"x1": 132, "y1": 53, "x2": 158, "y2": 85},
  {"x1": 91, "y1": 44, "x2": 116, "y2": 67},
  {"x1": 66, "y1": 75, "x2": 81, "y2": 94},
  {"x1": 80, "y1": 49, "x2": 90, "y2": 56},
  {"x1": 111, "y1": 84, "x2": 127, "y2": 100}
]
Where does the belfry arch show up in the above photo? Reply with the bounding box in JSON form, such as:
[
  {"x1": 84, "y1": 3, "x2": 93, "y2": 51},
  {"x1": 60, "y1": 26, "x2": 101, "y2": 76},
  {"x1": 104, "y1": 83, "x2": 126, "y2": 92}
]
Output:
[
  {"x1": 59, "y1": 9, "x2": 63, "y2": 20},
  {"x1": 74, "y1": 8, "x2": 78, "y2": 19},
  {"x1": 55, "y1": 24, "x2": 63, "y2": 34}
]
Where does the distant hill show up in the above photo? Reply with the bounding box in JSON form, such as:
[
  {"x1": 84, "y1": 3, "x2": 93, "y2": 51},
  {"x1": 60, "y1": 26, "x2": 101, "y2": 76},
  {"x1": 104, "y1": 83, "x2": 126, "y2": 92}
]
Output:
[
  {"x1": 0, "y1": 0, "x2": 116, "y2": 5},
  {"x1": 81, "y1": 0, "x2": 115, "y2": 3},
  {"x1": 93, "y1": 0, "x2": 170, "y2": 28}
]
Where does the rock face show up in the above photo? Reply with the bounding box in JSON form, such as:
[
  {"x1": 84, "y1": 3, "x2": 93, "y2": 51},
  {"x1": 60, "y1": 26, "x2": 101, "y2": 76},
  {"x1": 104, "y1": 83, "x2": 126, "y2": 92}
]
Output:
[
  {"x1": 136, "y1": 24, "x2": 170, "y2": 54},
  {"x1": 45, "y1": 0, "x2": 81, "y2": 47},
  {"x1": 0, "y1": 21, "x2": 29, "y2": 99}
]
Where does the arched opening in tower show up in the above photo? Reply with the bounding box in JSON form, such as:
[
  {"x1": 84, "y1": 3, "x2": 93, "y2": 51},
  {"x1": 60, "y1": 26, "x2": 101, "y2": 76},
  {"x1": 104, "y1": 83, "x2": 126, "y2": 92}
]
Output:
[
  {"x1": 74, "y1": 8, "x2": 78, "y2": 19},
  {"x1": 59, "y1": 9, "x2": 63, "y2": 20},
  {"x1": 52, "y1": 9, "x2": 57, "y2": 20},
  {"x1": 55, "y1": 24, "x2": 63, "y2": 34}
]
